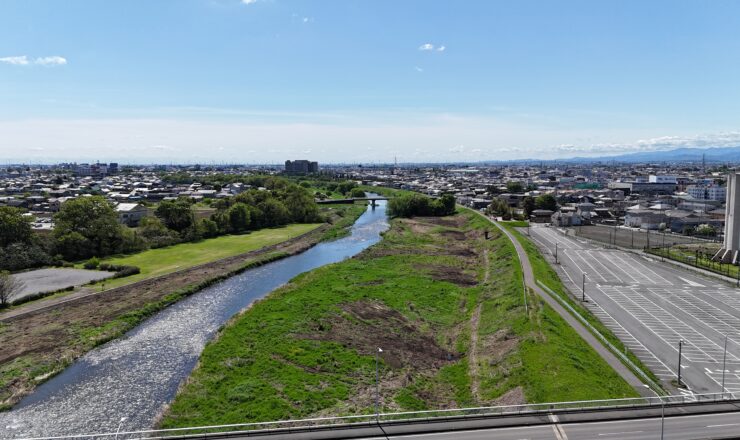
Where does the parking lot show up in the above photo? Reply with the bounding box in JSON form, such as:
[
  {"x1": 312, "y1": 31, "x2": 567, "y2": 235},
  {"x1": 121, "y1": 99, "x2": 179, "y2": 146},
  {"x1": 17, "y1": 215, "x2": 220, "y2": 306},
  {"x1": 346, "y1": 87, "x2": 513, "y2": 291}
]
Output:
[
  {"x1": 528, "y1": 224, "x2": 740, "y2": 396},
  {"x1": 11, "y1": 268, "x2": 114, "y2": 303}
]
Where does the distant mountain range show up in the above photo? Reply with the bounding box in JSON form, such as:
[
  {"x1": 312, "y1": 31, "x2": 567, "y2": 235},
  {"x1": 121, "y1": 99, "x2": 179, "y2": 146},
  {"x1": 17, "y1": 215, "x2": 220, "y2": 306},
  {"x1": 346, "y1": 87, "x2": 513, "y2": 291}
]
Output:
[{"x1": 560, "y1": 146, "x2": 740, "y2": 164}]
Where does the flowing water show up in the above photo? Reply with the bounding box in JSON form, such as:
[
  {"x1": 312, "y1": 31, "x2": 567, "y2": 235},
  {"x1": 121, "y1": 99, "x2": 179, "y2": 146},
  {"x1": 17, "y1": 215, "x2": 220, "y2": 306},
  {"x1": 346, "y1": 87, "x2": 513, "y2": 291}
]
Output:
[{"x1": 1, "y1": 200, "x2": 388, "y2": 438}]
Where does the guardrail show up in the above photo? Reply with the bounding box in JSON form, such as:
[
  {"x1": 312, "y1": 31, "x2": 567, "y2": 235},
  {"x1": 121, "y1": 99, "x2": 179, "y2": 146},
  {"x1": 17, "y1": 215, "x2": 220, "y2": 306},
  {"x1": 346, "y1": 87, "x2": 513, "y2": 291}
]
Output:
[
  {"x1": 536, "y1": 280, "x2": 665, "y2": 395},
  {"x1": 20, "y1": 392, "x2": 739, "y2": 440}
]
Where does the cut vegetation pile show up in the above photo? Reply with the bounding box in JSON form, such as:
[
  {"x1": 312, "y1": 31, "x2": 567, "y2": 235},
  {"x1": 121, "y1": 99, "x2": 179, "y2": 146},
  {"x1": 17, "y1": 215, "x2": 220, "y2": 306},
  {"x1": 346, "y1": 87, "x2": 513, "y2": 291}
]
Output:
[{"x1": 160, "y1": 211, "x2": 637, "y2": 429}]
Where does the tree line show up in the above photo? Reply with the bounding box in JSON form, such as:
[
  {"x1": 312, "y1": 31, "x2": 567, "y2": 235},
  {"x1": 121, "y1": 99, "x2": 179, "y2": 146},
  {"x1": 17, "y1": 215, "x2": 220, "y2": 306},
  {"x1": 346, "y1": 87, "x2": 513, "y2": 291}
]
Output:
[
  {"x1": 0, "y1": 177, "x2": 323, "y2": 271},
  {"x1": 387, "y1": 193, "x2": 456, "y2": 218}
]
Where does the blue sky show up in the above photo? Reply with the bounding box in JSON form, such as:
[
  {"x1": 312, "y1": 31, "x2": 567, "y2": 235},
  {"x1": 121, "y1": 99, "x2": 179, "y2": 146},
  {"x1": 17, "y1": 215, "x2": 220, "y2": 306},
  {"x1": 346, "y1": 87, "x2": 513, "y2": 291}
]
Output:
[{"x1": 1, "y1": 0, "x2": 740, "y2": 163}]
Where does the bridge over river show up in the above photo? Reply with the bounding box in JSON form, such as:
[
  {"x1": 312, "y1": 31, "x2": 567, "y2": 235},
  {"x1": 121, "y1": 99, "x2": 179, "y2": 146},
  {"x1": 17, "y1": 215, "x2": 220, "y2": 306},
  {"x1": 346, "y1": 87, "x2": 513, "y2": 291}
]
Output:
[{"x1": 316, "y1": 196, "x2": 390, "y2": 206}]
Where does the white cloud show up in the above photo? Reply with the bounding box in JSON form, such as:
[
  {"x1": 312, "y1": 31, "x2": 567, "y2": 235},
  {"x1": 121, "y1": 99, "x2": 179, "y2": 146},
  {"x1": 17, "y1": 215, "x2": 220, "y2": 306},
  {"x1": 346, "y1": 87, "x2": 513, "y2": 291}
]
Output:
[
  {"x1": 0, "y1": 55, "x2": 67, "y2": 66},
  {"x1": 241, "y1": 0, "x2": 257, "y2": 4},
  {"x1": 418, "y1": 43, "x2": 445, "y2": 52},
  {"x1": 414, "y1": 66, "x2": 424, "y2": 72},
  {"x1": 0, "y1": 56, "x2": 29, "y2": 65},
  {"x1": 35, "y1": 56, "x2": 67, "y2": 66}
]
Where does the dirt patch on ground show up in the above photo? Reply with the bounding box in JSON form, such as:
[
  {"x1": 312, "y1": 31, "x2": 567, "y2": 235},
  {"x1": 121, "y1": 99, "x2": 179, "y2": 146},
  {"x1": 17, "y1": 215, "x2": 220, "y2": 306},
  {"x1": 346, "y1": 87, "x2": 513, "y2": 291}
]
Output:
[
  {"x1": 0, "y1": 225, "x2": 328, "y2": 407},
  {"x1": 414, "y1": 264, "x2": 478, "y2": 286},
  {"x1": 300, "y1": 300, "x2": 457, "y2": 370},
  {"x1": 417, "y1": 216, "x2": 467, "y2": 228},
  {"x1": 481, "y1": 329, "x2": 520, "y2": 366},
  {"x1": 493, "y1": 386, "x2": 526, "y2": 406},
  {"x1": 439, "y1": 229, "x2": 467, "y2": 241}
]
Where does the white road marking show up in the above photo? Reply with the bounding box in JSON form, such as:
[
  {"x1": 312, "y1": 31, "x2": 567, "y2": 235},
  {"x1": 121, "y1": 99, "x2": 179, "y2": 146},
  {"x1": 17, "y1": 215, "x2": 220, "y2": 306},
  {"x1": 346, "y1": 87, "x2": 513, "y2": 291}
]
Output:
[{"x1": 679, "y1": 277, "x2": 704, "y2": 287}]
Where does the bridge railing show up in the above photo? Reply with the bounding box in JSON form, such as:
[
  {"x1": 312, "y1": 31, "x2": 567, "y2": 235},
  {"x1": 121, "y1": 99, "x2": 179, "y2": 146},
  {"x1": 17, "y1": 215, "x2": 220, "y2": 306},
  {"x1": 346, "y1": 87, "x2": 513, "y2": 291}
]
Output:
[{"x1": 20, "y1": 392, "x2": 739, "y2": 440}]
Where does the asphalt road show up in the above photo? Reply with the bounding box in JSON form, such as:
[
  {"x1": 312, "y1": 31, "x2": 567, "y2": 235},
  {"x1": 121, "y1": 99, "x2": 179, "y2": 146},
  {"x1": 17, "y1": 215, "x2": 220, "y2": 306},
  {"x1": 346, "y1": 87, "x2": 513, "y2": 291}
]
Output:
[
  {"x1": 356, "y1": 412, "x2": 740, "y2": 439},
  {"x1": 527, "y1": 224, "x2": 740, "y2": 396}
]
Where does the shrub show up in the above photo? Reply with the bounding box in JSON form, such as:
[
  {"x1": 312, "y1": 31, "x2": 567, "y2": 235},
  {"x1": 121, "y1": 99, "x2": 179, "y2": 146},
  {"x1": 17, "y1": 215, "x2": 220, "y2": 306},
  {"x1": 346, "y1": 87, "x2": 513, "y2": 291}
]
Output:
[
  {"x1": 83, "y1": 257, "x2": 100, "y2": 270},
  {"x1": 113, "y1": 266, "x2": 140, "y2": 278}
]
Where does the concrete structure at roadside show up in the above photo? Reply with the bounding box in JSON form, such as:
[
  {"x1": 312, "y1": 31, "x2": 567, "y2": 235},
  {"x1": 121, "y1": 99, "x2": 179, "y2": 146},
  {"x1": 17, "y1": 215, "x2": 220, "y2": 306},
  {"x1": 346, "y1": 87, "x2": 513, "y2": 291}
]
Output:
[{"x1": 714, "y1": 172, "x2": 740, "y2": 263}]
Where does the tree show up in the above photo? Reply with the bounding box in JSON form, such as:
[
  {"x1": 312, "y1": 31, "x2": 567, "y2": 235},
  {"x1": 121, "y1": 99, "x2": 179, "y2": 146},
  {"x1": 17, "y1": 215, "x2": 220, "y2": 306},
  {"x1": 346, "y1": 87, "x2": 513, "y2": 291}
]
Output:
[
  {"x1": 522, "y1": 197, "x2": 536, "y2": 217},
  {"x1": 54, "y1": 196, "x2": 123, "y2": 259},
  {"x1": 155, "y1": 198, "x2": 195, "y2": 233},
  {"x1": 0, "y1": 206, "x2": 32, "y2": 247},
  {"x1": 506, "y1": 181, "x2": 524, "y2": 193},
  {"x1": 227, "y1": 203, "x2": 251, "y2": 232},
  {"x1": 283, "y1": 186, "x2": 322, "y2": 223},
  {"x1": 258, "y1": 199, "x2": 291, "y2": 227},
  {"x1": 432, "y1": 193, "x2": 456, "y2": 216},
  {"x1": 350, "y1": 188, "x2": 367, "y2": 198},
  {"x1": 486, "y1": 199, "x2": 511, "y2": 217},
  {"x1": 696, "y1": 224, "x2": 715, "y2": 236},
  {"x1": 0, "y1": 270, "x2": 24, "y2": 307},
  {"x1": 535, "y1": 194, "x2": 557, "y2": 211}
]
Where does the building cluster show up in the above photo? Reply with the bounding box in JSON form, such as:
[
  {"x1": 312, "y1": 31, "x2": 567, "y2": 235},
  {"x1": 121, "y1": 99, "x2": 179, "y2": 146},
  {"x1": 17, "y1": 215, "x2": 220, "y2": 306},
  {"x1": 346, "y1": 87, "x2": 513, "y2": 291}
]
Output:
[
  {"x1": 0, "y1": 164, "x2": 269, "y2": 229},
  {"x1": 338, "y1": 163, "x2": 731, "y2": 237},
  {"x1": 0, "y1": 160, "x2": 733, "y2": 238}
]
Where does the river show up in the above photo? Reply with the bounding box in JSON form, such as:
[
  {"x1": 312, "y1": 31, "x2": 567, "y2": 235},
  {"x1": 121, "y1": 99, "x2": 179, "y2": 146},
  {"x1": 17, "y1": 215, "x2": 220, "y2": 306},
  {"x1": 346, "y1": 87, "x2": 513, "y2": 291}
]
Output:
[{"x1": 1, "y1": 200, "x2": 389, "y2": 438}]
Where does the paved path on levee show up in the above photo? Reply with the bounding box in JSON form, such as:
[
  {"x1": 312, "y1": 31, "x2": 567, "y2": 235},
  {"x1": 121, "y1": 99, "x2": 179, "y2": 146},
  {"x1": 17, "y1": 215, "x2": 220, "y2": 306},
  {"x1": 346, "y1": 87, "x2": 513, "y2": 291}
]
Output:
[{"x1": 482, "y1": 215, "x2": 655, "y2": 398}]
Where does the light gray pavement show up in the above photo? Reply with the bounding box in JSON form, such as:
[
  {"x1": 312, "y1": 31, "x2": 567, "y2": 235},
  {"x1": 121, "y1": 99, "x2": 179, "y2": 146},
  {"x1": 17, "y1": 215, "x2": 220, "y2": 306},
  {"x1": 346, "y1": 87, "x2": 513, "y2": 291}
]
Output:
[
  {"x1": 483, "y1": 217, "x2": 655, "y2": 398},
  {"x1": 526, "y1": 224, "x2": 740, "y2": 397},
  {"x1": 357, "y1": 412, "x2": 740, "y2": 440},
  {"x1": 11, "y1": 268, "x2": 113, "y2": 302}
]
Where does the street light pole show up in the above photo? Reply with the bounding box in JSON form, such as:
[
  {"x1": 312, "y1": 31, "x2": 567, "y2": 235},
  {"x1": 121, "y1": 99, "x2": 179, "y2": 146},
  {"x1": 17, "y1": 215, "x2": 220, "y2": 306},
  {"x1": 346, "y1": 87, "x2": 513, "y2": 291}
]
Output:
[
  {"x1": 115, "y1": 417, "x2": 127, "y2": 440},
  {"x1": 375, "y1": 347, "x2": 382, "y2": 421},
  {"x1": 660, "y1": 397, "x2": 665, "y2": 440},
  {"x1": 677, "y1": 340, "x2": 684, "y2": 386},
  {"x1": 582, "y1": 273, "x2": 586, "y2": 302},
  {"x1": 555, "y1": 242, "x2": 558, "y2": 264},
  {"x1": 722, "y1": 335, "x2": 728, "y2": 398}
]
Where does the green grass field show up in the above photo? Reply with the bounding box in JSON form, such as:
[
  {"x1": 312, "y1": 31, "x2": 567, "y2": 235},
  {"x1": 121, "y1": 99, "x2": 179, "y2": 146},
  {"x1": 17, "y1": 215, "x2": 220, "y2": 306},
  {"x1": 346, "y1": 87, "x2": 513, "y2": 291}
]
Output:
[
  {"x1": 94, "y1": 223, "x2": 322, "y2": 288},
  {"x1": 159, "y1": 211, "x2": 637, "y2": 429},
  {"x1": 499, "y1": 221, "x2": 663, "y2": 390}
]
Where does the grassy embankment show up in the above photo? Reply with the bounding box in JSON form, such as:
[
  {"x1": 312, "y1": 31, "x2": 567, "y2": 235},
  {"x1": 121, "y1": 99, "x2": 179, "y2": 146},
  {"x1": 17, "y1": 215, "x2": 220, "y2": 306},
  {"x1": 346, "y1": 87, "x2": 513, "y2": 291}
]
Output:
[
  {"x1": 498, "y1": 221, "x2": 664, "y2": 390},
  {"x1": 648, "y1": 245, "x2": 739, "y2": 280},
  {"x1": 160, "y1": 210, "x2": 637, "y2": 429},
  {"x1": 0, "y1": 206, "x2": 367, "y2": 410},
  {"x1": 89, "y1": 223, "x2": 322, "y2": 289}
]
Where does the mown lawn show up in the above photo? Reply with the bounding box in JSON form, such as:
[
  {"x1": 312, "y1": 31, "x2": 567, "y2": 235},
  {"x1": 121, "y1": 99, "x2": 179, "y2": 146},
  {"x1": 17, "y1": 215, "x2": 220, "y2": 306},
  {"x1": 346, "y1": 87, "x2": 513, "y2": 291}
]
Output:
[
  {"x1": 159, "y1": 211, "x2": 637, "y2": 429},
  {"x1": 94, "y1": 223, "x2": 322, "y2": 288}
]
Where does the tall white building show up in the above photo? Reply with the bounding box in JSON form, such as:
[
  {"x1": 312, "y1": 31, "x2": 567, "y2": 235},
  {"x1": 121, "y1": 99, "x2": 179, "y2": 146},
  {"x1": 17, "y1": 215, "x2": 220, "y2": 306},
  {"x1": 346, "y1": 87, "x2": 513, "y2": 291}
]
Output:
[{"x1": 714, "y1": 173, "x2": 739, "y2": 263}]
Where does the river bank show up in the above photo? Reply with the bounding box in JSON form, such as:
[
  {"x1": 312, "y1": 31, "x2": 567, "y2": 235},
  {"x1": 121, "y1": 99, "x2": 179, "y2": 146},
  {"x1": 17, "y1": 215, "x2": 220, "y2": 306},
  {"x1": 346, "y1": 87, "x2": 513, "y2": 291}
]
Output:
[
  {"x1": 0, "y1": 201, "x2": 383, "y2": 437},
  {"x1": 0, "y1": 204, "x2": 366, "y2": 412},
  {"x1": 159, "y1": 209, "x2": 637, "y2": 431}
]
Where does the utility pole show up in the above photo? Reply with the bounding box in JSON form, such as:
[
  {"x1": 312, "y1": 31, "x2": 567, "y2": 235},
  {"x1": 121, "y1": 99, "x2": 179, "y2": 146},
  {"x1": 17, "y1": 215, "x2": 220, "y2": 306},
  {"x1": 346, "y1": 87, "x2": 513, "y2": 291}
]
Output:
[
  {"x1": 677, "y1": 340, "x2": 684, "y2": 386},
  {"x1": 555, "y1": 242, "x2": 559, "y2": 264},
  {"x1": 582, "y1": 273, "x2": 586, "y2": 302}
]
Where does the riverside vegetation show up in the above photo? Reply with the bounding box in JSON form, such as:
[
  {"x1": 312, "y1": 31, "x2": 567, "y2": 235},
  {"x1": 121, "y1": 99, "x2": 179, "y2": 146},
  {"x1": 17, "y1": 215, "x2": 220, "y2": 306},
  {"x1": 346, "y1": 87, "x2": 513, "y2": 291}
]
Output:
[
  {"x1": 160, "y1": 210, "x2": 637, "y2": 428},
  {"x1": 0, "y1": 202, "x2": 366, "y2": 410}
]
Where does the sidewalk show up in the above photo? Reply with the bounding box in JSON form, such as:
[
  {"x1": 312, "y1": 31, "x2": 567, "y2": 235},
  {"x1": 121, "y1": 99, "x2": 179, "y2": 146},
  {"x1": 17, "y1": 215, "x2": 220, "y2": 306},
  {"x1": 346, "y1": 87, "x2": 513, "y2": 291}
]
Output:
[{"x1": 484, "y1": 216, "x2": 656, "y2": 398}]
